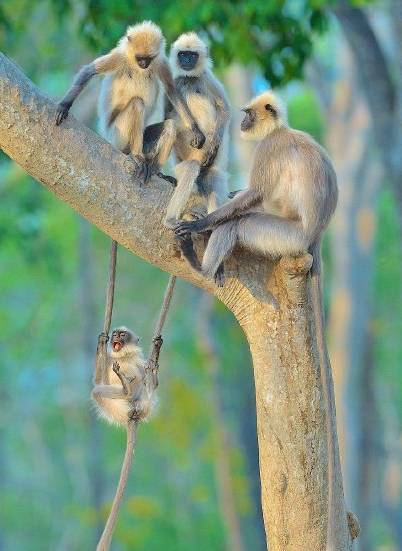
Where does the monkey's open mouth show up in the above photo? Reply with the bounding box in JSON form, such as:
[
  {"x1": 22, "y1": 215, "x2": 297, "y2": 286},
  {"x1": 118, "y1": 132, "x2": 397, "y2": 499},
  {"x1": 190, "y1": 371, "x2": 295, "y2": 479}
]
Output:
[{"x1": 113, "y1": 341, "x2": 122, "y2": 352}]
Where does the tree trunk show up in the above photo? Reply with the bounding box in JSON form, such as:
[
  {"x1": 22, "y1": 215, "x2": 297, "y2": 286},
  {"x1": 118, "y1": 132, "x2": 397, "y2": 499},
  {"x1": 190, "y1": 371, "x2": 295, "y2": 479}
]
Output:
[{"x1": 0, "y1": 53, "x2": 354, "y2": 550}]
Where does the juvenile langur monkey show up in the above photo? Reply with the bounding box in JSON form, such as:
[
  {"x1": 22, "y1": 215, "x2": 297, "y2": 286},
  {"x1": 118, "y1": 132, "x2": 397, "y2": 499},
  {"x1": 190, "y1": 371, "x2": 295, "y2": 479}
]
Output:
[
  {"x1": 55, "y1": 21, "x2": 205, "y2": 180},
  {"x1": 175, "y1": 92, "x2": 356, "y2": 548},
  {"x1": 92, "y1": 327, "x2": 156, "y2": 425},
  {"x1": 92, "y1": 327, "x2": 162, "y2": 551},
  {"x1": 163, "y1": 32, "x2": 230, "y2": 227}
]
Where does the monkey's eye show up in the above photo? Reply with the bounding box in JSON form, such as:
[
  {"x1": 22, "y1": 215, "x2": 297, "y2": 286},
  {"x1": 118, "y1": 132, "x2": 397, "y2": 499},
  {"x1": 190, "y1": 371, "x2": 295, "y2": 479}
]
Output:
[{"x1": 265, "y1": 104, "x2": 277, "y2": 116}]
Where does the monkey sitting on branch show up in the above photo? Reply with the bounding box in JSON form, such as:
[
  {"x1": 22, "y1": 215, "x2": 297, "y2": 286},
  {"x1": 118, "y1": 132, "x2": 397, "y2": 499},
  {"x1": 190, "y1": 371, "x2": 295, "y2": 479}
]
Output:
[
  {"x1": 92, "y1": 326, "x2": 162, "y2": 551},
  {"x1": 174, "y1": 91, "x2": 338, "y2": 286},
  {"x1": 175, "y1": 90, "x2": 343, "y2": 549},
  {"x1": 163, "y1": 32, "x2": 230, "y2": 228},
  {"x1": 55, "y1": 21, "x2": 205, "y2": 182}
]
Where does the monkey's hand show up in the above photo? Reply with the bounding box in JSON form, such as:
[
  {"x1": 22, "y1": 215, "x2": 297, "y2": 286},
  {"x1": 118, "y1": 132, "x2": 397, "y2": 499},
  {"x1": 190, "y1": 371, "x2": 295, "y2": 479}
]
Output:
[
  {"x1": 228, "y1": 189, "x2": 242, "y2": 199},
  {"x1": 97, "y1": 332, "x2": 109, "y2": 345},
  {"x1": 152, "y1": 335, "x2": 163, "y2": 352},
  {"x1": 174, "y1": 217, "x2": 210, "y2": 236},
  {"x1": 55, "y1": 101, "x2": 72, "y2": 126},
  {"x1": 190, "y1": 123, "x2": 206, "y2": 149},
  {"x1": 112, "y1": 361, "x2": 121, "y2": 375}
]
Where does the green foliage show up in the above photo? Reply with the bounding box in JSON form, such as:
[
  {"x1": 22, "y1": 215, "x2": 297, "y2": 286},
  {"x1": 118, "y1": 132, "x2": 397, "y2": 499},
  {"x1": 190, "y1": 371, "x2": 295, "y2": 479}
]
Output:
[{"x1": 0, "y1": 0, "x2": 330, "y2": 85}]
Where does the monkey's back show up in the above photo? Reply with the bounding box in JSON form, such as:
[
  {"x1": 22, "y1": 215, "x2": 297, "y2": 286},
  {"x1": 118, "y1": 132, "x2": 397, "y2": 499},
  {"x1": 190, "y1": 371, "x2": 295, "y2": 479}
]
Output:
[{"x1": 257, "y1": 127, "x2": 338, "y2": 240}]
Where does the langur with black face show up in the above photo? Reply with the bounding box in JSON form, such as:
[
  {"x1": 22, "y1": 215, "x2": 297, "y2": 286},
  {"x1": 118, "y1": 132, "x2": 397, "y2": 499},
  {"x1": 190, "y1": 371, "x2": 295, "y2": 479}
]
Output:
[
  {"x1": 92, "y1": 327, "x2": 162, "y2": 551},
  {"x1": 55, "y1": 21, "x2": 205, "y2": 181},
  {"x1": 175, "y1": 92, "x2": 359, "y2": 549},
  {"x1": 163, "y1": 32, "x2": 230, "y2": 227}
]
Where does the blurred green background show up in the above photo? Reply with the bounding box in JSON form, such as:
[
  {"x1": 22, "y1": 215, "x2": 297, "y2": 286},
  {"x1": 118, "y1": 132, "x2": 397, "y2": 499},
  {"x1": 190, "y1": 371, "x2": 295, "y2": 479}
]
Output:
[{"x1": 0, "y1": 1, "x2": 401, "y2": 550}]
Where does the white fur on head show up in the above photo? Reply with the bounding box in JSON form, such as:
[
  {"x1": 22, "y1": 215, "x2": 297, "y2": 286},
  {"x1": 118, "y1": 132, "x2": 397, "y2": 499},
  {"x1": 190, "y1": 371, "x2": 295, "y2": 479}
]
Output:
[
  {"x1": 241, "y1": 90, "x2": 288, "y2": 141},
  {"x1": 121, "y1": 21, "x2": 165, "y2": 62},
  {"x1": 169, "y1": 32, "x2": 211, "y2": 76}
]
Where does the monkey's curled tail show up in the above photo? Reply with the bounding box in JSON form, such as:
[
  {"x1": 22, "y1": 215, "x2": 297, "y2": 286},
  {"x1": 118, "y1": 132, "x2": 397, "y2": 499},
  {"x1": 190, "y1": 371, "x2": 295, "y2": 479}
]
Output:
[
  {"x1": 310, "y1": 240, "x2": 338, "y2": 550},
  {"x1": 96, "y1": 420, "x2": 138, "y2": 551}
]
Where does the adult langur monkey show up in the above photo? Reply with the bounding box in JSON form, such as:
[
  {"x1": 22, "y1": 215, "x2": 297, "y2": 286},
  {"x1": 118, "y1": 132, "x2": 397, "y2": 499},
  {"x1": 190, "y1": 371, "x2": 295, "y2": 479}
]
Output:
[
  {"x1": 175, "y1": 91, "x2": 360, "y2": 548},
  {"x1": 55, "y1": 21, "x2": 205, "y2": 182},
  {"x1": 163, "y1": 32, "x2": 230, "y2": 227}
]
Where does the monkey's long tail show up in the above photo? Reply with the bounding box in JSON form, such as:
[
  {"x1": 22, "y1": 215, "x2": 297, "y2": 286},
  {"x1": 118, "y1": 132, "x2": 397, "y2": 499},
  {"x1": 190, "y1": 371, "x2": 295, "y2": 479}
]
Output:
[
  {"x1": 96, "y1": 420, "x2": 138, "y2": 551},
  {"x1": 309, "y1": 240, "x2": 337, "y2": 551}
]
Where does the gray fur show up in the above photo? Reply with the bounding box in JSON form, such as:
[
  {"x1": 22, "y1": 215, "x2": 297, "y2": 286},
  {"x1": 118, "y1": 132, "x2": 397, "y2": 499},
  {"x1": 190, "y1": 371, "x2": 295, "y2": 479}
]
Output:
[{"x1": 164, "y1": 33, "x2": 230, "y2": 227}]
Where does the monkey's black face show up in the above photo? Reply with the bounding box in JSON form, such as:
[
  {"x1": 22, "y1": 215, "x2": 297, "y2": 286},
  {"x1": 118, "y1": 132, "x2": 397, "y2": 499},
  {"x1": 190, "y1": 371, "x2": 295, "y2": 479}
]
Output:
[
  {"x1": 240, "y1": 108, "x2": 256, "y2": 132},
  {"x1": 135, "y1": 55, "x2": 155, "y2": 69},
  {"x1": 178, "y1": 50, "x2": 199, "y2": 71},
  {"x1": 111, "y1": 329, "x2": 139, "y2": 352}
]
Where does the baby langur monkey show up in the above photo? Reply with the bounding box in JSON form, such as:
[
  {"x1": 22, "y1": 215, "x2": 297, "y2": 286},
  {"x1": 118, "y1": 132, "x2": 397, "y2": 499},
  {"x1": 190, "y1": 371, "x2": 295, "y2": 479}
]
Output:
[
  {"x1": 164, "y1": 32, "x2": 230, "y2": 227},
  {"x1": 92, "y1": 326, "x2": 157, "y2": 424},
  {"x1": 55, "y1": 21, "x2": 205, "y2": 182},
  {"x1": 92, "y1": 327, "x2": 163, "y2": 551},
  {"x1": 175, "y1": 92, "x2": 357, "y2": 549}
]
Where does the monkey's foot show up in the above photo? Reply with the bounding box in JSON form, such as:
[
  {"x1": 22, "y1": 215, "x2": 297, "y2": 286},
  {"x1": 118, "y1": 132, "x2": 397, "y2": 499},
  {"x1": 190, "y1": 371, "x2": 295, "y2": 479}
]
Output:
[
  {"x1": 174, "y1": 218, "x2": 207, "y2": 236},
  {"x1": 128, "y1": 404, "x2": 144, "y2": 422},
  {"x1": 55, "y1": 101, "x2": 71, "y2": 126},
  {"x1": 175, "y1": 233, "x2": 202, "y2": 271},
  {"x1": 131, "y1": 155, "x2": 152, "y2": 185},
  {"x1": 214, "y1": 264, "x2": 226, "y2": 287},
  {"x1": 157, "y1": 172, "x2": 177, "y2": 186}
]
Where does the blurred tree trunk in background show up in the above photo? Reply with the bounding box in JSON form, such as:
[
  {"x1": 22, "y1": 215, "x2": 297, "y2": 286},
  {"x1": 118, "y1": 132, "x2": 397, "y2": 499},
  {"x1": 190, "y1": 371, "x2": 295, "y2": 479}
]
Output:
[
  {"x1": 333, "y1": 1, "x2": 402, "y2": 252},
  {"x1": 78, "y1": 218, "x2": 104, "y2": 543},
  {"x1": 225, "y1": 65, "x2": 256, "y2": 189},
  {"x1": 310, "y1": 37, "x2": 381, "y2": 550}
]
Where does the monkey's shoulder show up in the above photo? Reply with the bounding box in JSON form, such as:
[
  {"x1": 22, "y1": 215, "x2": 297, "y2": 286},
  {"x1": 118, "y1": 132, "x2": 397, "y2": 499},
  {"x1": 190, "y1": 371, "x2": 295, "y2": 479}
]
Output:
[{"x1": 264, "y1": 128, "x2": 331, "y2": 161}]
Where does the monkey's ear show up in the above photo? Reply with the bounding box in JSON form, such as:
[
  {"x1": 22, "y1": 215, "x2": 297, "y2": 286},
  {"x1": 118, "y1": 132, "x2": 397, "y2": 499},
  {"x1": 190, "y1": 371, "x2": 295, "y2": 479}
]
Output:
[{"x1": 265, "y1": 104, "x2": 277, "y2": 116}]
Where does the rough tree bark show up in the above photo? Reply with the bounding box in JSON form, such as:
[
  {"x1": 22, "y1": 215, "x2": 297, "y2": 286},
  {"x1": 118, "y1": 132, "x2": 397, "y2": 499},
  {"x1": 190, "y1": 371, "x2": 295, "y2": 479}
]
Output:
[{"x1": 0, "y1": 53, "x2": 354, "y2": 550}]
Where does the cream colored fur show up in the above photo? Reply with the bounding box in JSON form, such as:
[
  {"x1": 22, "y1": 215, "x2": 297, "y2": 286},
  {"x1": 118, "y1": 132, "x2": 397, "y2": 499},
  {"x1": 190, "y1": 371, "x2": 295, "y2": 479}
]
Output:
[{"x1": 241, "y1": 91, "x2": 288, "y2": 141}]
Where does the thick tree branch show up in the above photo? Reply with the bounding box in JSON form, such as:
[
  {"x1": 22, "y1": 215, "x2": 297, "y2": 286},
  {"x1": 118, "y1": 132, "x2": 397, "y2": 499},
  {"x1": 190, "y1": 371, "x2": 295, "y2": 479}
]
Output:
[{"x1": 0, "y1": 52, "x2": 353, "y2": 550}]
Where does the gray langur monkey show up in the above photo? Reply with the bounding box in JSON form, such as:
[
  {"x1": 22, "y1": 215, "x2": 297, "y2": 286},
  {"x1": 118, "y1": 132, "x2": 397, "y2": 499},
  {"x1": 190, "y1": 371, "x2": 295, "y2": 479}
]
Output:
[
  {"x1": 55, "y1": 21, "x2": 205, "y2": 181},
  {"x1": 175, "y1": 91, "x2": 357, "y2": 549},
  {"x1": 92, "y1": 326, "x2": 156, "y2": 425},
  {"x1": 92, "y1": 327, "x2": 162, "y2": 551},
  {"x1": 163, "y1": 32, "x2": 230, "y2": 227}
]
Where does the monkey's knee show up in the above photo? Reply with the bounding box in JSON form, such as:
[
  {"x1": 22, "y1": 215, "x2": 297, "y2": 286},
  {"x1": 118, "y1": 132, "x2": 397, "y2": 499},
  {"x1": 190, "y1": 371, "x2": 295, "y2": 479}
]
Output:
[{"x1": 163, "y1": 118, "x2": 176, "y2": 138}]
